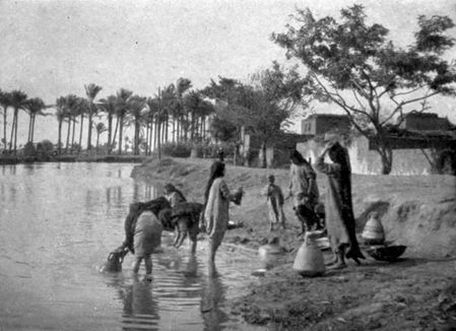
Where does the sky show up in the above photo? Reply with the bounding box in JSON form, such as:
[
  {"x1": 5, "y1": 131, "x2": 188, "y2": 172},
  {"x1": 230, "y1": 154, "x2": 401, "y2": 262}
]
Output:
[{"x1": 1, "y1": 0, "x2": 455, "y2": 146}]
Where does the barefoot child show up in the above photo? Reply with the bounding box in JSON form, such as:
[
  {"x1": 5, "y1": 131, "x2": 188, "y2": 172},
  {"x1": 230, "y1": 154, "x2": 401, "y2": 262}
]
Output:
[{"x1": 263, "y1": 175, "x2": 286, "y2": 231}]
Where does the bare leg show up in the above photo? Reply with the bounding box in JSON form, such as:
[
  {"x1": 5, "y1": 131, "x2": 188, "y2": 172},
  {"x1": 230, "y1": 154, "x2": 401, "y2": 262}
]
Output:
[
  {"x1": 175, "y1": 219, "x2": 188, "y2": 248},
  {"x1": 173, "y1": 227, "x2": 180, "y2": 247},
  {"x1": 144, "y1": 255, "x2": 152, "y2": 280},
  {"x1": 208, "y1": 241, "x2": 217, "y2": 278},
  {"x1": 280, "y1": 208, "x2": 287, "y2": 229},
  {"x1": 189, "y1": 223, "x2": 198, "y2": 254},
  {"x1": 328, "y1": 246, "x2": 347, "y2": 270},
  {"x1": 133, "y1": 257, "x2": 142, "y2": 274}
]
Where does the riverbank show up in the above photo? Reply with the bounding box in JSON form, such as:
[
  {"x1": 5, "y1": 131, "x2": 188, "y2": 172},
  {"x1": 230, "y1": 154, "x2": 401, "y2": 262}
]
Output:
[
  {"x1": 0, "y1": 154, "x2": 146, "y2": 164},
  {"x1": 132, "y1": 157, "x2": 456, "y2": 330}
]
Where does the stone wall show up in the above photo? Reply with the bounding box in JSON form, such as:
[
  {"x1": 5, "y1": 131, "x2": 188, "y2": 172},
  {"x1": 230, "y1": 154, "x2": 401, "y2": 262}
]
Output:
[{"x1": 297, "y1": 136, "x2": 432, "y2": 175}]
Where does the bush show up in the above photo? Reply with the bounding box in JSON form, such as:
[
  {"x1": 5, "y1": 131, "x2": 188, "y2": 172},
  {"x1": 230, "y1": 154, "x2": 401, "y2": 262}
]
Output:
[
  {"x1": 161, "y1": 142, "x2": 192, "y2": 157},
  {"x1": 23, "y1": 142, "x2": 37, "y2": 158},
  {"x1": 36, "y1": 140, "x2": 54, "y2": 160}
]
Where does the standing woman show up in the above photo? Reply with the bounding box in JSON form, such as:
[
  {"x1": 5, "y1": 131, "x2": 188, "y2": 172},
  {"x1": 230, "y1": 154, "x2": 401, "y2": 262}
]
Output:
[
  {"x1": 315, "y1": 142, "x2": 364, "y2": 269},
  {"x1": 203, "y1": 161, "x2": 241, "y2": 275},
  {"x1": 287, "y1": 150, "x2": 320, "y2": 235}
]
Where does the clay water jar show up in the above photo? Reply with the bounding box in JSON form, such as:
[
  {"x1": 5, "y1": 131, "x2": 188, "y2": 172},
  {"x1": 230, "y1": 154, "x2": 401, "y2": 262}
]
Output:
[
  {"x1": 361, "y1": 212, "x2": 385, "y2": 245},
  {"x1": 258, "y1": 237, "x2": 283, "y2": 269},
  {"x1": 293, "y1": 232, "x2": 325, "y2": 277}
]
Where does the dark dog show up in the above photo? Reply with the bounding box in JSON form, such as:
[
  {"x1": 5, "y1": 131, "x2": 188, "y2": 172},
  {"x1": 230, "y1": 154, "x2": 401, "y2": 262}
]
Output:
[{"x1": 159, "y1": 202, "x2": 203, "y2": 253}]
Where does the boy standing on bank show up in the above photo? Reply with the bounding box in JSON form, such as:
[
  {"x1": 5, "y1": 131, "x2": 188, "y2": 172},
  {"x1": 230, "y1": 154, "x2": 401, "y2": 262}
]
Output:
[{"x1": 263, "y1": 175, "x2": 287, "y2": 231}]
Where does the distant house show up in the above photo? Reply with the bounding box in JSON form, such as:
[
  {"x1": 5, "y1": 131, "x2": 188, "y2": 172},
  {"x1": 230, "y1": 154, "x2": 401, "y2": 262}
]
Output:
[
  {"x1": 399, "y1": 112, "x2": 453, "y2": 132},
  {"x1": 301, "y1": 114, "x2": 351, "y2": 136},
  {"x1": 239, "y1": 126, "x2": 310, "y2": 168},
  {"x1": 296, "y1": 112, "x2": 456, "y2": 175}
]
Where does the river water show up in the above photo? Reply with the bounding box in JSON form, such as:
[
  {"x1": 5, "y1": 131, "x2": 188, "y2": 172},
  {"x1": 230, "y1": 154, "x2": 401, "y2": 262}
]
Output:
[{"x1": 0, "y1": 163, "x2": 264, "y2": 331}]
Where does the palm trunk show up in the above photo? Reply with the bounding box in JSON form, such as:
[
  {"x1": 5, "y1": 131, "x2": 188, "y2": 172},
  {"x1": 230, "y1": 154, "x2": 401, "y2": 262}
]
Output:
[
  {"x1": 87, "y1": 103, "x2": 93, "y2": 150},
  {"x1": 9, "y1": 110, "x2": 16, "y2": 152},
  {"x1": 65, "y1": 119, "x2": 71, "y2": 153},
  {"x1": 28, "y1": 114, "x2": 33, "y2": 142},
  {"x1": 2, "y1": 109, "x2": 7, "y2": 150},
  {"x1": 118, "y1": 117, "x2": 123, "y2": 155},
  {"x1": 157, "y1": 120, "x2": 161, "y2": 160},
  {"x1": 145, "y1": 122, "x2": 150, "y2": 155},
  {"x1": 112, "y1": 117, "x2": 119, "y2": 154},
  {"x1": 58, "y1": 120, "x2": 63, "y2": 154},
  {"x1": 78, "y1": 115, "x2": 84, "y2": 153},
  {"x1": 71, "y1": 116, "x2": 76, "y2": 153},
  {"x1": 31, "y1": 114, "x2": 36, "y2": 143},
  {"x1": 13, "y1": 109, "x2": 19, "y2": 153},
  {"x1": 107, "y1": 114, "x2": 113, "y2": 155},
  {"x1": 134, "y1": 118, "x2": 140, "y2": 155}
]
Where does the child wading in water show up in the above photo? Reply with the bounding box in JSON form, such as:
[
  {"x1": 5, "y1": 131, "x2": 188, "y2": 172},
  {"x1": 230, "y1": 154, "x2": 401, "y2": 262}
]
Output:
[{"x1": 263, "y1": 175, "x2": 286, "y2": 231}]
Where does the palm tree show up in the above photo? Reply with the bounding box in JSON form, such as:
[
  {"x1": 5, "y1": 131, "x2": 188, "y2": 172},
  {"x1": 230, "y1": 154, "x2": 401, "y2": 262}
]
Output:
[
  {"x1": 94, "y1": 122, "x2": 107, "y2": 152},
  {"x1": 55, "y1": 96, "x2": 67, "y2": 155},
  {"x1": 25, "y1": 97, "x2": 46, "y2": 143},
  {"x1": 0, "y1": 90, "x2": 10, "y2": 150},
  {"x1": 84, "y1": 83, "x2": 102, "y2": 151},
  {"x1": 175, "y1": 78, "x2": 192, "y2": 141},
  {"x1": 97, "y1": 95, "x2": 117, "y2": 154},
  {"x1": 114, "y1": 88, "x2": 133, "y2": 155},
  {"x1": 145, "y1": 97, "x2": 159, "y2": 155},
  {"x1": 8, "y1": 90, "x2": 28, "y2": 154},
  {"x1": 62, "y1": 95, "x2": 78, "y2": 153},
  {"x1": 76, "y1": 97, "x2": 89, "y2": 153},
  {"x1": 126, "y1": 95, "x2": 146, "y2": 155}
]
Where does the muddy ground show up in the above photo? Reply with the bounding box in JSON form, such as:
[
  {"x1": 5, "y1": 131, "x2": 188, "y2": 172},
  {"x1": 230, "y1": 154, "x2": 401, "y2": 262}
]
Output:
[{"x1": 132, "y1": 157, "x2": 456, "y2": 330}]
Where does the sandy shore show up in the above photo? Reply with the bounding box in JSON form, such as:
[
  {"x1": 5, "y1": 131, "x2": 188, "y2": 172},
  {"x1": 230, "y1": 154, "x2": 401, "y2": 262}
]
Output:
[{"x1": 132, "y1": 157, "x2": 456, "y2": 330}]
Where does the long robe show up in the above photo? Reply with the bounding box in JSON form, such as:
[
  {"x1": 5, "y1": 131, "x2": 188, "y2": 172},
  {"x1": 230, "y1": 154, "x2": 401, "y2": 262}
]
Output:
[
  {"x1": 315, "y1": 156, "x2": 363, "y2": 259},
  {"x1": 288, "y1": 163, "x2": 319, "y2": 208},
  {"x1": 204, "y1": 177, "x2": 231, "y2": 251},
  {"x1": 133, "y1": 211, "x2": 163, "y2": 258}
]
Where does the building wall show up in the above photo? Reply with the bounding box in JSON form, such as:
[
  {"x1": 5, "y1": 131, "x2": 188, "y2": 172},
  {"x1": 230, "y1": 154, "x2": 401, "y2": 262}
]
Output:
[
  {"x1": 400, "y1": 113, "x2": 451, "y2": 131},
  {"x1": 315, "y1": 116, "x2": 351, "y2": 135},
  {"x1": 297, "y1": 136, "x2": 432, "y2": 175}
]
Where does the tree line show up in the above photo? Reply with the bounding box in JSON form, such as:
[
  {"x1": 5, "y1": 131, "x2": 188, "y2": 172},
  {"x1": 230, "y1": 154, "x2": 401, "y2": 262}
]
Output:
[{"x1": 1, "y1": 5, "x2": 455, "y2": 174}]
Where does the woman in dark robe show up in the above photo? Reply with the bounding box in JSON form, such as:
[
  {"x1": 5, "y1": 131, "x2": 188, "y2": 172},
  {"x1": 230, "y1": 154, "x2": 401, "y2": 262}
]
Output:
[{"x1": 315, "y1": 142, "x2": 364, "y2": 269}]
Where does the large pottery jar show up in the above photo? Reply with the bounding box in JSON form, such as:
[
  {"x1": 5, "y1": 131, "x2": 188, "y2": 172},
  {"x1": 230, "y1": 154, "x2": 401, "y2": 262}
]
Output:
[
  {"x1": 258, "y1": 237, "x2": 283, "y2": 270},
  {"x1": 361, "y1": 212, "x2": 385, "y2": 245},
  {"x1": 293, "y1": 232, "x2": 325, "y2": 277}
]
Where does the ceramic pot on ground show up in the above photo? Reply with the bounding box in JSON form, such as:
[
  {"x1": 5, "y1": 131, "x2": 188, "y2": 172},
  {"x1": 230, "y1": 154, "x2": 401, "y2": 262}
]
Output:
[
  {"x1": 361, "y1": 211, "x2": 385, "y2": 245},
  {"x1": 293, "y1": 231, "x2": 325, "y2": 277},
  {"x1": 258, "y1": 237, "x2": 283, "y2": 270}
]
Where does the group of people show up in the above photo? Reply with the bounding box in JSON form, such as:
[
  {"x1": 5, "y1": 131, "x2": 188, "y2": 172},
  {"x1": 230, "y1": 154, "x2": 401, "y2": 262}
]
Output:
[
  {"x1": 122, "y1": 148, "x2": 242, "y2": 279},
  {"x1": 124, "y1": 141, "x2": 364, "y2": 280},
  {"x1": 265, "y1": 141, "x2": 364, "y2": 269}
]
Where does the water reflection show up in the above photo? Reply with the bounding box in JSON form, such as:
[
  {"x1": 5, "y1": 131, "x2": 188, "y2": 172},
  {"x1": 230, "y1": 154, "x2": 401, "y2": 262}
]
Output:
[
  {"x1": 201, "y1": 274, "x2": 228, "y2": 331},
  {"x1": 0, "y1": 163, "x2": 262, "y2": 331},
  {"x1": 122, "y1": 277, "x2": 160, "y2": 331}
]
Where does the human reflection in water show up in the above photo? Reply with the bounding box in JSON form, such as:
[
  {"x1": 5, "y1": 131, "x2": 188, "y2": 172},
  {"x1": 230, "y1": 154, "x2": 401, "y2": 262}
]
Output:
[
  {"x1": 200, "y1": 273, "x2": 228, "y2": 331},
  {"x1": 105, "y1": 274, "x2": 160, "y2": 331}
]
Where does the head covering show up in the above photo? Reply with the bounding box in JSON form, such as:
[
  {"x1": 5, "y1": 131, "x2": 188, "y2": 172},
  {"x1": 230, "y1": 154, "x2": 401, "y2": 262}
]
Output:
[
  {"x1": 328, "y1": 142, "x2": 351, "y2": 174},
  {"x1": 164, "y1": 183, "x2": 176, "y2": 192},
  {"x1": 290, "y1": 150, "x2": 307, "y2": 165},
  {"x1": 216, "y1": 148, "x2": 225, "y2": 162},
  {"x1": 268, "y1": 174, "x2": 275, "y2": 182}
]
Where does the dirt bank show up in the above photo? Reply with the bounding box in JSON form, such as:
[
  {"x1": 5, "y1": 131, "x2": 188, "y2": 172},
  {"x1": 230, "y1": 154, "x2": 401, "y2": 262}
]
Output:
[{"x1": 132, "y1": 157, "x2": 456, "y2": 330}]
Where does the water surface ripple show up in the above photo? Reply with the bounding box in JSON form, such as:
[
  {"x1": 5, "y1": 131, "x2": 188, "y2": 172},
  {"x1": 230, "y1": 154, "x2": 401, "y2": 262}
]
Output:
[{"x1": 0, "y1": 163, "x2": 263, "y2": 331}]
